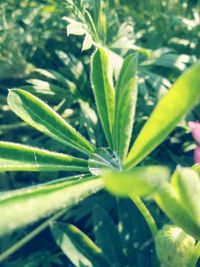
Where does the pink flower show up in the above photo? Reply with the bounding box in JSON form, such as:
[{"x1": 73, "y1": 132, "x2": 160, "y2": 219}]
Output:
[
  {"x1": 188, "y1": 121, "x2": 200, "y2": 144},
  {"x1": 194, "y1": 147, "x2": 200, "y2": 163}
]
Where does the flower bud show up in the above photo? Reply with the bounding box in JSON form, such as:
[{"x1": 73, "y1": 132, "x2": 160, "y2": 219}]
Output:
[
  {"x1": 155, "y1": 225, "x2": 196, "y2": 267},
  {"x1": 189, "y1": 121, "x2": 200, "y2": 144},
  {"x1": 194, "y1": 147, "x2": 200, "y2": 163}
]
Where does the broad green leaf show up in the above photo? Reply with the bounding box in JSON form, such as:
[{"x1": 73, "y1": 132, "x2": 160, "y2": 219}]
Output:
[
  {"x1": 91, "y1": 48, "x2": 115, "y2": 147},
  {"x1": 113, "y1": 53, "x2": 138, "y2": 160},
  {"x1": 124, "y1": 61, "x2": 200, "y2": 169},
  {"x1": 103, "y1": 166, "x2": 170, "y2": 197},
  {"x1": 8, "y1": 89, "x2": 95, "y2": 154},
  {"x1": 93, "y1": 205, "x2": 127, "y2": 266},
  {"x1": 0, "y1": 141, "x2": 88, "y2": 172},
  {"x1": 50, "y1": 222, "x2": 111, "y2": 267},
  {"x1": 0, "y1": 175, "x2": 103, "y2": 235},
  {"x1": 153, "y1": 182, "x2": 200, "y2": 240},
  {"x1": 171, "y1": 168, "x2": 200, "y2": 226}
]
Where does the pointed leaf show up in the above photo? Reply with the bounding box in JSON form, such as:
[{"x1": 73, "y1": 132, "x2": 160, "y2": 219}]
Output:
[
  {"x1": 124, "y1": 61, "x2": 200, "y2": 169},
  {"x1": 82, "y1": 33, "x2": 93, "y2": 51},
  {"x1": 113, "y1": 53, "x2": 138, "y2": 160},
  {"x1": 50, "y1": 222, "x2": 111, "y2": 267},
  {"x1": 153, "y1": 182, "x2": 200, "y2": 240},
  {"x1": 93, "y1": 0, "x2": 101, "y2": 32},
  {"x1": 0, "y1": 175, "x2": 103, "y2": 235},
  {"x1": 91, "y1": 48, "x2": 115, "y2": 147},
  {"x1": 8, "y1": 89, "x2": 94, "y2": 154},
  {"x1": 0, "y1": 141, "x2": 88, "y2": 172},
  {"x1": 93, "y1": 205, "x2": 127, "y2": 266},
  {"x1": 103, "y1": 166, "x2": 170, "y2": 197},
  {"x1": 171, "y1": 167, "x2": 200, "y2": 226}
]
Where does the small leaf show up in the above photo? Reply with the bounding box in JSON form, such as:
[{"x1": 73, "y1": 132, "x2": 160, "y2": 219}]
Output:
[
  {"x1": 113, "y1": 53, "x2": 138, "y2": 160},
  {"x1": 0, "y1": 141, "x2": 88, "y2": 172},
  {"x1": 93, "y1": 205, "x2": 127, "y2": 266},
  {"x1": 8, "y1": 89, "x2": 95, "y2": 154},
  {"x1": 171, "y1": 167, "x2": 200, "y2": 226},
  {"x1": 24, "y1": 79, "x2": 69, "y2": 97},
  {"x1": 124, "y1": 61, "x2": 200, "y2": 169},
  {"x1": 91, "y1": 48, "x2": 115, "y2": 147},
  {"x1": 82, "y1": 33, "x2": 93, "y2": 51},
  {"x1": 103, "y1": 166, "x2": 170, "y2": 197},
  {"x1": 0, "y1": 175, "x2": 103, "y2": 235},
  {"x1": 63, "y1": 17, "x2": 86, "y2": 36},
  {"x1": 50, "y1": 222, "x2": 111, "y2": 267}
]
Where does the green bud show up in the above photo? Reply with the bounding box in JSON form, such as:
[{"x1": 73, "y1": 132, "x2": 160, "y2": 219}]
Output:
[{"x1": 155, "y1": 225, "x2": 196, "y2": 267}]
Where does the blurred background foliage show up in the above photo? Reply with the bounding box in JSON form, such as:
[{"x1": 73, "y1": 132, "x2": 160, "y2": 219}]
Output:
[{"x1": 0, "y1": 0, "x2": 200, "y2": 266}]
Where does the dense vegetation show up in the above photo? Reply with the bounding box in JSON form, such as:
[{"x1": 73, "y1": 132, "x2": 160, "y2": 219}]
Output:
[{"x1": 0, "y1": 1, "x2": 200, "y2": 266}]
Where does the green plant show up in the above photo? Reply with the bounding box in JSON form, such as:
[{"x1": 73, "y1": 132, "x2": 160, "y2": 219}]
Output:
[
  {"x1": 50, "y1": 202, "x2": 154, "y2": 267},
  {"x1": 0, "y1": 47, "x2": 200, "y2": 266}
]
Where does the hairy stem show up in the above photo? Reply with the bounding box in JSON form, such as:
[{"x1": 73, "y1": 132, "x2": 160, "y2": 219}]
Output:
[{"x1": 130, "y1": 195, "x2": 158, "y2": 237}]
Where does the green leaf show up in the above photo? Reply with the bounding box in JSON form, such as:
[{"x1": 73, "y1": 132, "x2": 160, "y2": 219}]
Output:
[
  {"x1": 93, "y1": 0, "x2": 101, "y2": 32},
  {"x1": 124, "y1": 61, "x2": 200, "y2": 169},
  {"x1": 91, "y1": 48, "x2": 115, "y2": 147},
  {"x1": 50, "y1": 222, "x2": 111, "y2": 267},
  {"x1": 117, "y1": 199, "x2": 153, "y2": 267},
  {"x1": 153, "y1": 182, "x2": 200, "y2": 240},
  {"x1": 24, "y1": 79, "x2": 69, "y2": 97},
  {"x1": 82, "y1": 33, "x2": 93, "y2": 51},
  {"x1": 63, "y1": 17, "x2": 86, "y2": 36},
  {"x1": 113, "y1": 53, "x2": 138, "y2": 160},
  {"x1": 93, "y1": 205, "x2": 127, "y2": 266},
  {"x1": 103, "y1": 166, "x2": 170, "y2": 197},
  {"x1": 0, "y1": 141, "x2": 88, "y2": 172},
  {"x1": 0, "y1": 175, "x2": 103, "y2": 235},
  {"x1": 171, "y1": 167, "x2": 200, "y2": 226},
  {"x1": 84, "y1": 10, "x2": 99, "y2": 41},
  {"x1": 8, "y1": 89, "x2": 95, "y2": 154}
]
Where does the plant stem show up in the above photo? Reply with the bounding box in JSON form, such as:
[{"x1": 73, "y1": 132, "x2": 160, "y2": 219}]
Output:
[
  {"x1": 188, "y1": 241, "x2": 200, "y2": 267},
  {"x1": 0, "y1": 208, "x2": 67, "y2": 263},
  {"x1": 130, "y1": 195, "x2": 158, "y2": 237}
]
